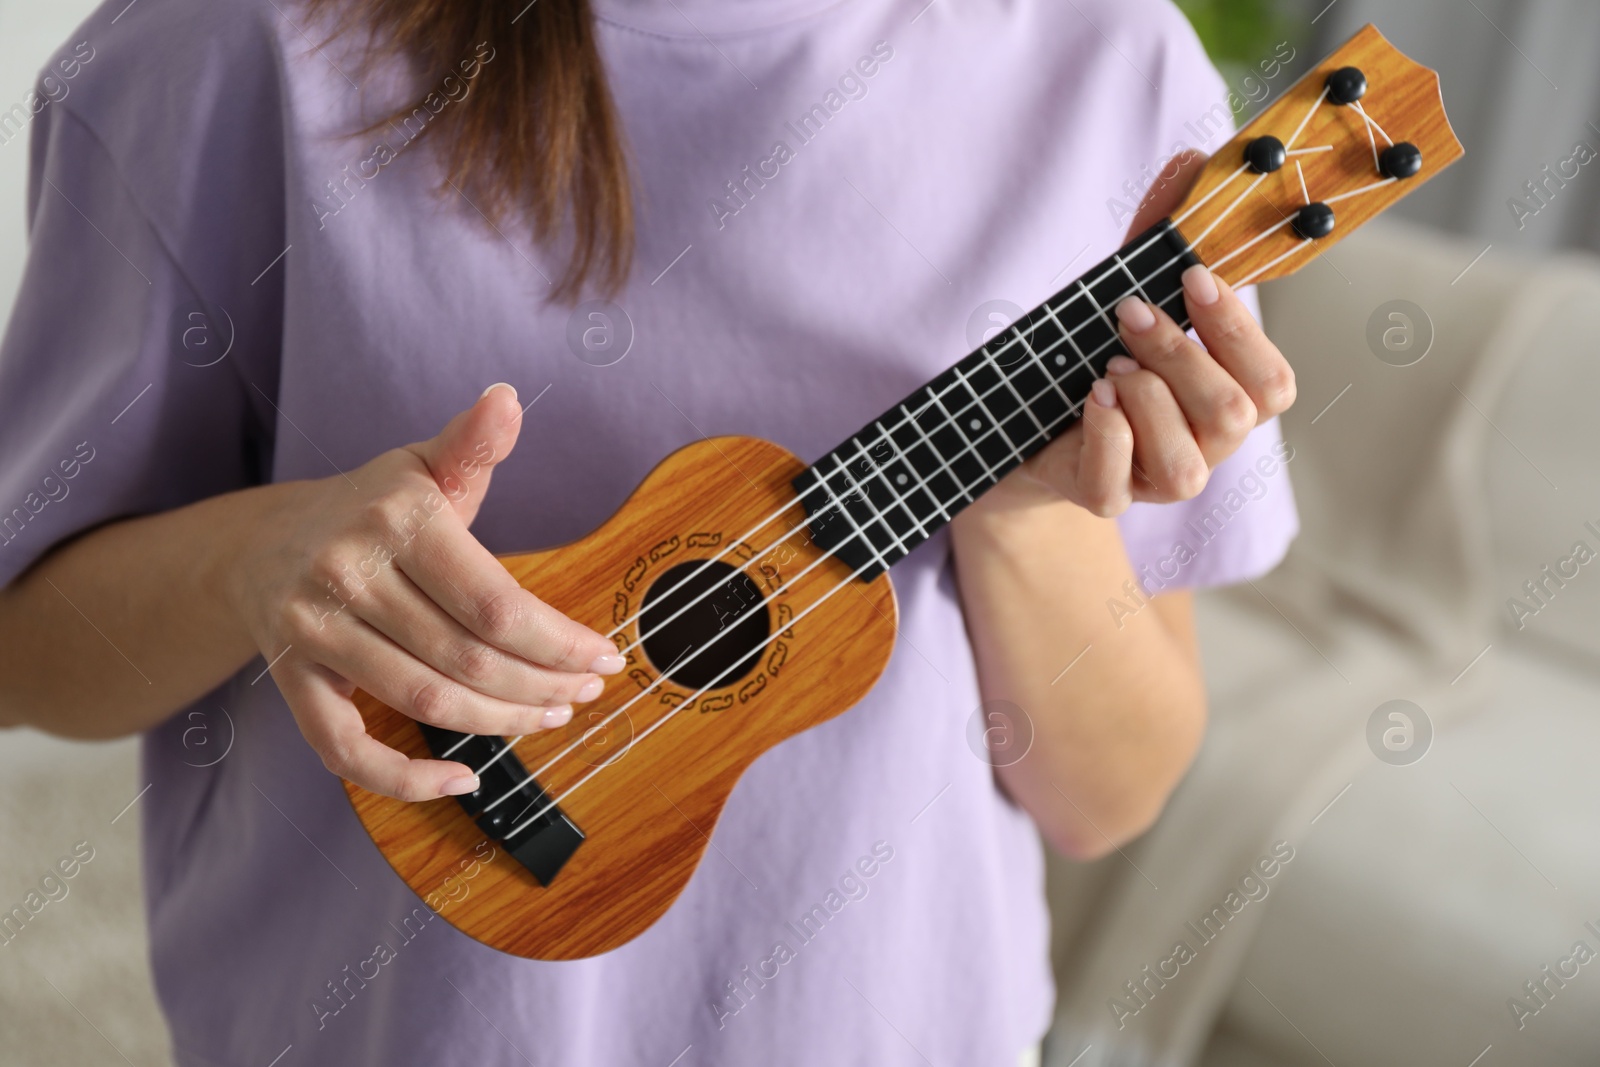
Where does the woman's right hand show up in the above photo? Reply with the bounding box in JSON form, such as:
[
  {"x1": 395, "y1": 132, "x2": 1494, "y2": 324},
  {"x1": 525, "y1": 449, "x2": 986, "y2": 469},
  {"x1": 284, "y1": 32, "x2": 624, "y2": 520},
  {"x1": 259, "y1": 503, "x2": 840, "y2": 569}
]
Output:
[{"x1": 226, "y1": 383, "x2": 623, "y2": 801}]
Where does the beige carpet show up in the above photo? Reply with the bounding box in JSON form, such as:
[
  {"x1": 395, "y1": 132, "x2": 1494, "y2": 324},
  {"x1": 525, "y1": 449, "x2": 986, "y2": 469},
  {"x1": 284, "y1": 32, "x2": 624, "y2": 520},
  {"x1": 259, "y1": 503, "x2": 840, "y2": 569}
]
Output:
[{"x1": 0, "y1": 731, "x2": 171, "y2": 1065}]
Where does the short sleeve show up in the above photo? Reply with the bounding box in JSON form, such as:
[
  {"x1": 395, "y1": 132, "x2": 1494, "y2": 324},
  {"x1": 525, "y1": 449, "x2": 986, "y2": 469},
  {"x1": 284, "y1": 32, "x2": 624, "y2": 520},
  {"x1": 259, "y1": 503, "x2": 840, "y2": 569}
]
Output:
[
  {"x1": 1112, "y1": 15, "x2": 1300, "y2": 591},
  {"x1": 0, "y1": 100, "x2": 277, "y2": 589}
]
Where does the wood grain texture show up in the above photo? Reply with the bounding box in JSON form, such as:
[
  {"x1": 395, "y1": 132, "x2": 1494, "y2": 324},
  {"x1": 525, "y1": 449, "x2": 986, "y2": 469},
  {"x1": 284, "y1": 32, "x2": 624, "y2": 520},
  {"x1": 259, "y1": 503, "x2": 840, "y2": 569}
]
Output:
[
  {"x1": 343, "y1": 436, "x2": 899, "y2": 959},
  {"x1": 1174, "y1": 24, "x2": 1464, "y2": 288},
  {"x1": 338, "y1": 23, "x2": 1464, "y2": 963}
]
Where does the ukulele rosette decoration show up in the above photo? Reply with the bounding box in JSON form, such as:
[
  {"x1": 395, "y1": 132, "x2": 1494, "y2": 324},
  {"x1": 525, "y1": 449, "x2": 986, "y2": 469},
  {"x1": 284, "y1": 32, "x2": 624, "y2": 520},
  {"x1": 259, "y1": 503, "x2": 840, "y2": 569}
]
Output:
[{"x1": 345, "y1": 24, "x2": 1462, "y2": 960}]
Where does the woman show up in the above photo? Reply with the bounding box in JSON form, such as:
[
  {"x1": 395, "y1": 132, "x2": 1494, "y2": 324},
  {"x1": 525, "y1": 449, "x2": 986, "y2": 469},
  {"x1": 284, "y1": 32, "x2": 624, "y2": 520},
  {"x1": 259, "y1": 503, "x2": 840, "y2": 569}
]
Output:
[{"x1": 0, "y1": 0, "x2": 1297, "y2": 1063}]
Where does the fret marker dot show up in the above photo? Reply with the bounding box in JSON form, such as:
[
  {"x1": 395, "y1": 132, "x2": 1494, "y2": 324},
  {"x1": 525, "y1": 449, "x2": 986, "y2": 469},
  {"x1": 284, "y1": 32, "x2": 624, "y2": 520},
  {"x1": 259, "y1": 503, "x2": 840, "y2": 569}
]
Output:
[
  {"x1": 969, "y1": 418, "x2": 982, "y2": 430},
  {"x1": 1054, "y1": 354, "x2": 1067, "y2": 366},
  {"x1": 895, "y1": 473, "x2": 908, "y2": 486}
]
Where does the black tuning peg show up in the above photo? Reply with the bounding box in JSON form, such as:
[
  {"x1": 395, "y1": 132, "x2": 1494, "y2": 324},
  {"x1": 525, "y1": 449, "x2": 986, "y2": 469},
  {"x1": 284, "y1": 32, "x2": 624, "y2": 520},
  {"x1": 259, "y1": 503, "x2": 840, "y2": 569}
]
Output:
[
  {"x1": 1379, "y1": 142, "x2": 1423, "y2": 179},
  {"x1": 1292, "y1": 202, "x2": 1336, "y2": 240},
  {"x1": 1245, "y1": 135, "x2": 1287, "y2": 174},
  {"x1": 1326, "y1": 66, "x2": 1367, "y2": 105}
]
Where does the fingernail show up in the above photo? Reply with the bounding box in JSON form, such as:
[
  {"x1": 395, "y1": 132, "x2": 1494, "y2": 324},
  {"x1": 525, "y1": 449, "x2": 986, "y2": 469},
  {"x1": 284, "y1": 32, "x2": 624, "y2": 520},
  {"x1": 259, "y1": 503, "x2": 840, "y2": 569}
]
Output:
[
  {"x1": 588, "y1": 653, "x2": 626, "y2": 674},
  {"x1": 1091, "y1": 378, "x2": 1118, "y2": 408},
  {"x1": 541, "y1": 705, "x2": 573, "y2": 728},
  {"x1": 1105, "y1": 355, "x2": 1139, "y2": 376},
  {"x1": 479, "y1": 382, "x2": 516, "y2": 400},
  {"x1": 1114, "y1": 297, "x2": 1156, "y2": 333},
  {"x1": 1181, "y1": 265, "x2": 1220, "y2": 307},
  {"x1": 440, "y1": 775, "x2": 478, "y2": 797},
  {"x1": 576, "y1": 677, "x2": 604, "y2": 702}
]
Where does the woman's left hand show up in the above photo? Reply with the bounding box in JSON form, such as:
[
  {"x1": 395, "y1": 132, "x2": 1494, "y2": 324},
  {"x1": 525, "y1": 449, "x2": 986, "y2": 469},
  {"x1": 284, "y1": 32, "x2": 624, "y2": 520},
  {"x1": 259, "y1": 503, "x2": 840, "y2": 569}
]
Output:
[{"x1": 1009, "y1": 151, "x2": 1297, "y2": 517}]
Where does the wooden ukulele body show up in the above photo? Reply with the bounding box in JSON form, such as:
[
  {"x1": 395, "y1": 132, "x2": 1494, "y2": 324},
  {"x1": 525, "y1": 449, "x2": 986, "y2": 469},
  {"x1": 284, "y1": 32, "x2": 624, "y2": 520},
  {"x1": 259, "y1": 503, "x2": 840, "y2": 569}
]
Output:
[
  {"x1": 342, "y1": 21, "x2": 1464, "y2": 963},
  {"x1": 344, "y1": 436, "x2": 899, "y2": 960}
]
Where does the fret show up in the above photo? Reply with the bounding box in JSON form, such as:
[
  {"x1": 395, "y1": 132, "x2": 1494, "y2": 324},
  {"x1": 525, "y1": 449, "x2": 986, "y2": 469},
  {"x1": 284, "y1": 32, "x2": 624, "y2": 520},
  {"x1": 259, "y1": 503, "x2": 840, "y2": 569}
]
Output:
[
  {"x1": 915, "y1": 393, "x2": 989, "y2": 493},
  {"x1": 1045, "y1": 299, "x2": 1094, "y2": 385},
  {"x1": 952, "y1": 359, "x2": 1040, "y2": 463},
  {"x1": 976, "y1": 317, "x2": 1030, "y2": 375},
  {"x1": 1116, "y1": 253, "x2": 1190, "y2": 335},
  {"x1": 816, "y1": 464, "x2": 892, "y2": 574},
  {"x1": 950, "y1": 357, "x2": 1006, "y2": 419},
  {"x1": 1013, "y1": 320, "x2": 1077, "y2": 417},
  {"x1": 844, "y1": 435, "x2": 921, "y2": 534},
  {"x1": 996, "y1": 375, "x2": 1048, "y2": 453},
  {"x1": 839, "y1": 436, "x2": 930, "y2": 543},
  {"x1": 829, "y1": 441, "x2": 899, "y2": 525},
  {"x1": 980, "y1": 337, "x2": 1050, "y2": 438},
  {"x1": 829, "y1": 451, "x2": 915, "y2": 555},
  {"x1": 994, "y1": 325, "x2": 1068, "y2": 430},
  {"x1": 946, "y1": 369, "x2": 1027, "y2": 474},
  {"x1": 868, "y1": 421, "x2": 949, "y2": 525},
  {"x1": 796, "y1": 217, "x2": 1200, "y2": 582},
  {"x1": 925, "y1": 385, "x2": 1003, "y2": 486},
  {"x1": 1036, "y1": 301, "x2": 1098, "y2": 413},
  {"x1": 1115, "y1": 252, "x2": 1157, "y2": 309},
  {"x1": 1016, "y1": 304, "x2": 1064, "y2": 368},
  {"x1": 1075, "y1": 278, "x2": 1121, "y2": 362},
  {"x1": 898, "y1": 402, "x2": 971, "y2": 509},
  {"x1": 1011, "y1": 315, "x2": 1075, "y2": 406},
  {"x1": 887, "y1": 442, "x2": 958, "y2": 524},
  {"x1": 1124, "y1": 230, "x2": 1194, "y2": 327}
]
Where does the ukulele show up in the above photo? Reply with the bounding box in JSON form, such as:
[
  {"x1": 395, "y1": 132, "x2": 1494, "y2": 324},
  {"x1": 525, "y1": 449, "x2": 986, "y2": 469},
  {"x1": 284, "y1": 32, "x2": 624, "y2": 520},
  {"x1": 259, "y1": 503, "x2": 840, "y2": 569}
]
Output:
[{"x1": 346, "y1": 23, "x2": 1462, "y2": 960}]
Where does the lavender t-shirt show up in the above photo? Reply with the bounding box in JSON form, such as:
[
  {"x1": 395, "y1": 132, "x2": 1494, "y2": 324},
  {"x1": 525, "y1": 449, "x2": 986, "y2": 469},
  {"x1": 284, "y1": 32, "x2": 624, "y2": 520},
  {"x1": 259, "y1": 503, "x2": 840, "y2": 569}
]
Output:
[{"x1": 0, "y1": 0, "x2": 1298, "y2": 1063}]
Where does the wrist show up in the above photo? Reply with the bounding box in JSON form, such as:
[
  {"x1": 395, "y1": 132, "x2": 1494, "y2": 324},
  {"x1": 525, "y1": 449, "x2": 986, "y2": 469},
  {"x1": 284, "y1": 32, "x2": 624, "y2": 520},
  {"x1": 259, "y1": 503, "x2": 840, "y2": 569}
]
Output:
[
  {"x1": 200, "y1": 479, "x2": 314, "y2": 636},
  {"x1": 954, "y1": 475, "x2": 1111, "y2": 545}
]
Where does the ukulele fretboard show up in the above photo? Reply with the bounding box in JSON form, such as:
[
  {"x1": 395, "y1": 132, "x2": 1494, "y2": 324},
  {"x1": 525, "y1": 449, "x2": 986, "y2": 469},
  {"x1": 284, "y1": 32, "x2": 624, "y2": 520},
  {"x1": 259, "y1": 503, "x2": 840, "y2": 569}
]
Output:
[{"x1": 794, "y1": 217, "x2": 1201, "y2": 581}]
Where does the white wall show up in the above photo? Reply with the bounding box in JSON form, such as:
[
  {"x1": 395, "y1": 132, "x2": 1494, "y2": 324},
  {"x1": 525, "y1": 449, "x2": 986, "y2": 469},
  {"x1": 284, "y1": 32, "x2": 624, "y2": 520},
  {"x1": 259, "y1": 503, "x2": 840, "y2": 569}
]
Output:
[
  {"x1": 0, "y1": 6, "x2": 173, "y2": 1065},
  {"x1": 0, "y1": 0, "x2": 103, "y2": 319},
  {"x1": 1313, "y1": 0, "x2": 1600, "y2": 254}
]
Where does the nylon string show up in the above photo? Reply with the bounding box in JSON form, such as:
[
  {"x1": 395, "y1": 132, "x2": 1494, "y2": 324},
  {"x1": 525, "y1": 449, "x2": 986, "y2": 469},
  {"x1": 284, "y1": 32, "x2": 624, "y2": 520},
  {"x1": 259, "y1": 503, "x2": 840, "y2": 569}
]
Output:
[{"x1": 472, "y1": 88, "x2": 1407, "y2": 828}]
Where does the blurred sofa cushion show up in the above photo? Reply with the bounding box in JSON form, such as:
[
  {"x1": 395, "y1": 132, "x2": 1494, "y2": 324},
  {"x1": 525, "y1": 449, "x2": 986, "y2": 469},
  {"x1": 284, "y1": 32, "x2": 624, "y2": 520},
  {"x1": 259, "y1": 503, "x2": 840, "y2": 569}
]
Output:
[
  {"x1": 1479, "y1": 252, "x2": 1600, "y2": 665},
  {"x1": 1258, "y1": 220, "x2": 1600, "y2": 667},
  {"x1": 1257, "y1": 220, "x2": 1517, "y2": 660}
]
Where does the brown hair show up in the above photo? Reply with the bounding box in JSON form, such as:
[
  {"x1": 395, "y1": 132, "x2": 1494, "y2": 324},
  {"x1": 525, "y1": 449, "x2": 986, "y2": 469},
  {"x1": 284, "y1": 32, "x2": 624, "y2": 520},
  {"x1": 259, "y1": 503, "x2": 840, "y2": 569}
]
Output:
[{"x1": 308, "y1": 0, "x2": 633, "y2": 301}]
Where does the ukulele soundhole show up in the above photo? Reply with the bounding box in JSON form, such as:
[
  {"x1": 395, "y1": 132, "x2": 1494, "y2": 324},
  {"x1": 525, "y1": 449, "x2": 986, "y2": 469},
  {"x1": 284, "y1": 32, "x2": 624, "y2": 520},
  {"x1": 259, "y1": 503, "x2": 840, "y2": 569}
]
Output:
[{"x1": 639, "y1": 560, "x2": 771, "y2": 691}]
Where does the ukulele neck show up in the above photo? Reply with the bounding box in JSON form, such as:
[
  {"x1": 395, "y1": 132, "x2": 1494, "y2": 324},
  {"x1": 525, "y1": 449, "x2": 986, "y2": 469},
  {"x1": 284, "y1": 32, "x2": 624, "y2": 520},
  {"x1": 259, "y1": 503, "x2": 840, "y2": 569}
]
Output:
[{"x1": 793, "y1": 218, "x2": 1201, "y2": 581}]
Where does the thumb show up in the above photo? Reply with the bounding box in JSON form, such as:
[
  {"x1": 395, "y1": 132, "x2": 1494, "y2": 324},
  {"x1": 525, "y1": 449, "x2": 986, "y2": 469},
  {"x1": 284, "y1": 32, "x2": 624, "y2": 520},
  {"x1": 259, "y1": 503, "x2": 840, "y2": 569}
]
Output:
[
  {"x1": 1124, "y1": 148, "x2": 1210, "y2": 242},
  {"x1": 407, "y1": 382, "x2": 523, "y2": 524}
]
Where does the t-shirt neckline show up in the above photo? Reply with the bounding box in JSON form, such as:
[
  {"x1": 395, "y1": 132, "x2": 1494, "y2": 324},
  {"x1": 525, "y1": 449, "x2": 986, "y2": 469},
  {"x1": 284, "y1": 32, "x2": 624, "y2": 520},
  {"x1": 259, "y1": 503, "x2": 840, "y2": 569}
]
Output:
[{"x1": 590, "y1": 0, "x2": 853, "y2": 39}]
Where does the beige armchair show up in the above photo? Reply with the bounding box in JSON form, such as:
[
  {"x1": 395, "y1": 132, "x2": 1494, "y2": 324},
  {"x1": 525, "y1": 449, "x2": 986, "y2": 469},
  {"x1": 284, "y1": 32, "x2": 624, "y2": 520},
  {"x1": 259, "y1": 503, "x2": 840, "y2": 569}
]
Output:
[{"x1": 1045, "y1": 220, "x2": 1600, "y2": 1066}]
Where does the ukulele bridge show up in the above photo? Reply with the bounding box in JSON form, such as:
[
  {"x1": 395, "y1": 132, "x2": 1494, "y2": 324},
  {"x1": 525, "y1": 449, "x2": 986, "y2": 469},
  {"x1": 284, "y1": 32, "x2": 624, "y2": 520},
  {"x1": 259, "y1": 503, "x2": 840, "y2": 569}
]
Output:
[{"x1": 417, "y1": 724, "x2": 585, "y2": 886}]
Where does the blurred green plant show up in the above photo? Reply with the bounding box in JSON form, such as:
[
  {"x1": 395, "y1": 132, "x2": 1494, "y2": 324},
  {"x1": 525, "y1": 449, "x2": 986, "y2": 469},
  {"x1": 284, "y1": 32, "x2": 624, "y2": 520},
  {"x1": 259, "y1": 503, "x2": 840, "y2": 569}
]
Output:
[{"x1": 1176, "y1": 0, "x2": 1306, "y2": 84}]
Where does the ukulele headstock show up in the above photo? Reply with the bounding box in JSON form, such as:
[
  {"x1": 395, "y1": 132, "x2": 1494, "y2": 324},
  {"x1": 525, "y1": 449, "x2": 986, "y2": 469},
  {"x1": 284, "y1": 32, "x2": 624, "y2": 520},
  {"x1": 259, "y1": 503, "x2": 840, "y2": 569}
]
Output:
[{"x1": 1171, "y1": 23, "x2": 1463, "y2": 289}]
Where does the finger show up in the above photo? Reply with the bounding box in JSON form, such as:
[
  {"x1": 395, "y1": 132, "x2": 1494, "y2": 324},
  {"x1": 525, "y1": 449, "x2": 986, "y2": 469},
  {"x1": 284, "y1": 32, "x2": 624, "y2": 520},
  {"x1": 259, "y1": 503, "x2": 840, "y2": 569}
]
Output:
[
  {"x1": 278, "y1": 661, "x2": 481, "y2": 801},
  {"x1": 1073, "y1": 379, "x2": 1135, "y2": 516},
  {"x1": 1113, "y1": 295, "x2": 1257, "y2": 465},
  {"x1": 1019, "y1": 419, "x2": 1083, "y2": 501},
  {"x1": 349, "y1": 566, "x2": 606, "y2": 707},
  {"x1": 1180, "y1": 267, "x2": 1297, "y2": 420},
  {"x1": 406, "y1": 382, "x2": 524, "y2": 526},
  {"x1": 1104, "y1": 362, "x2": 1209, "y2": 502},
  {"x1": 391, "y1": 508, "x2": 621, "y2": 674},
  {"x1": 315, "y1": 613, "x2": 576, "y2": 737}
]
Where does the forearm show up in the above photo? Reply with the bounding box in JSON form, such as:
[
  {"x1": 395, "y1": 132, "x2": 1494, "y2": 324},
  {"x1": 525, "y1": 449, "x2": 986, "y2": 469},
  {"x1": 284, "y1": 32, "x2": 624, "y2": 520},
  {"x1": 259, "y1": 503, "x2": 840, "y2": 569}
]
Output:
[
  {"x1": 950, "y1": 486, "x2": 1206, "y2": 859},
  {"x1": 0, "y1": 482, "x2": 295, "y2": 737}
]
